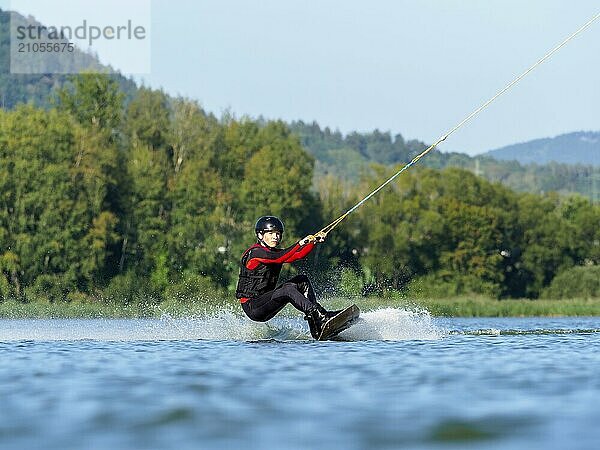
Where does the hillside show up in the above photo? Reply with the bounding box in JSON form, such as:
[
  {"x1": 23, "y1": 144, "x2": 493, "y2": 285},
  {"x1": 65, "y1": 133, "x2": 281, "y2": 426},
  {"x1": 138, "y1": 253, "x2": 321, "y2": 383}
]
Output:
[
  {"x1": 0, "y1": 8, "x2": 137, "y2": 108},
  {"x1": 291, "y1": 121, "x2": 599, "y2": 201},
  {"x1": 486, "y1": 131, "x2": 600, "y2": 166}
]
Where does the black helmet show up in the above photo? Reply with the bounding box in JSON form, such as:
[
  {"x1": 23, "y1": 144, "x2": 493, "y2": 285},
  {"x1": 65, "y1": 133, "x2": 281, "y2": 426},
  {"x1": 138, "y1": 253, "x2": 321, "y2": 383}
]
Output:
[{"x1": 255, "y1": 216, "x2": 285, "y2": 235}]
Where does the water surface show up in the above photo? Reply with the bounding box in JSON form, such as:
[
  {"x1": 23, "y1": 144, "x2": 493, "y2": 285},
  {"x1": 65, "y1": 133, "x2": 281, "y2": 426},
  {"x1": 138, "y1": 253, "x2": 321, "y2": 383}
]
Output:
[{"x1": 1, "y1": 309, "x2": 599, "y2": 450}]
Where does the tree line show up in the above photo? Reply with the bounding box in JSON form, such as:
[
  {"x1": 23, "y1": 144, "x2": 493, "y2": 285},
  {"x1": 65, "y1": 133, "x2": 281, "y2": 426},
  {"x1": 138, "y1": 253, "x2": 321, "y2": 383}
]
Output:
[
  {"x1": 290, "y1": 121, "x2": 600, "y2": 202},
  {"x1": 1, "y1": 74, "x2": 599, "y2": 306}
]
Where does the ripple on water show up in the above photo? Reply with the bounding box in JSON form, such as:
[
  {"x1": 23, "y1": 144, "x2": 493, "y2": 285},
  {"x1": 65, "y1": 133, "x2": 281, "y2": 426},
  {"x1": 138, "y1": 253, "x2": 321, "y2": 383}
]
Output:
[{"x1": 1, "y1": 317, "x2": 600, "y2": 450}]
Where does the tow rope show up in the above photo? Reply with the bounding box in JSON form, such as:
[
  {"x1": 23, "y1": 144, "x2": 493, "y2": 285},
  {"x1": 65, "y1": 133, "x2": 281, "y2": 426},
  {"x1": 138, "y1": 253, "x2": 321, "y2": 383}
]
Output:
[{"x1": 311, "y1": 11, "x2": 600, "y2": 240}]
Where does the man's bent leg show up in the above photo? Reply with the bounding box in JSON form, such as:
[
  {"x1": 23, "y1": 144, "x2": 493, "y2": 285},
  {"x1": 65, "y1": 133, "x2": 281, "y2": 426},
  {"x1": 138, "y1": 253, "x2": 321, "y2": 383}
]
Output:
[
  {"x1": 287, "y1": 274, "x2": 343, "y2": 318},
  {"x1": 242, "y1": 279, "x2": 338, "y2": 339},
  {"x1": 242, "y1": 283, "x2": 314, "y2": 322},
  {"x1": 285, "y1": 274, "x2": 317, "y2": 303}
]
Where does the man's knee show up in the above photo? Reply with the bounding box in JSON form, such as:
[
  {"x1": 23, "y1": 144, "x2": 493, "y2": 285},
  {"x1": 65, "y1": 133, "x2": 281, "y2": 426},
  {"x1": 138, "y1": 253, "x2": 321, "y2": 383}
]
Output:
[
  {"x1": 279, "y1": 282, "x2": 300, "y2": 297},
  {"x1": 289, "y1": 274, "x2": 309, "y2": 284},
  {"x1": 293, "y1": 274, "x2": 311, "y2": 293},
  {"x1": 281, "y1": 283, "x2": 310, "y2": 303}
]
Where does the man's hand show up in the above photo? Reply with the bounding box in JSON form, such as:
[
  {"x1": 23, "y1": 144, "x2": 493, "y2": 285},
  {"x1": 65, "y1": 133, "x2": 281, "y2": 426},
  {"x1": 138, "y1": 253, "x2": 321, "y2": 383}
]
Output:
[
  {"x1": 299, "y1": 231, "x2": 327, "y2": 246},
  {"x1": 299, "y1": 235, "x2": 316, "y2": 246},
  {"x1": 314, "y1": 231, "x2": 327, "y2": 243}
]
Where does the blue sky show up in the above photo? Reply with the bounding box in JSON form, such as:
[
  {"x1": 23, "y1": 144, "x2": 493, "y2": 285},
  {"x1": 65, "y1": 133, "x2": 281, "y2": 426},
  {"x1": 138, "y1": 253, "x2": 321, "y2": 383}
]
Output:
[{"x1": 5, "y1": 0, "x2": 600, "y2": 155}]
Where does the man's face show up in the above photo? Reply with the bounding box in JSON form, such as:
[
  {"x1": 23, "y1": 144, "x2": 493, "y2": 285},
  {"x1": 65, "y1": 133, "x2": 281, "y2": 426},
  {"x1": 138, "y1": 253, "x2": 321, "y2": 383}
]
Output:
[{"x1": 260, "y1": 230, "x2": 281, "y2": 248}]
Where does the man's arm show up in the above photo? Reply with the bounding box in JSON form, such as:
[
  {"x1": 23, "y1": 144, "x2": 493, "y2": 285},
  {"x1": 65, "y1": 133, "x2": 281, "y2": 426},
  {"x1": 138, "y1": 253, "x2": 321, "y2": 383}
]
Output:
[
  {"x1": 245, "y1": 243, "x2": 301, "y2": 269},
  {"x1": 282, "y1": 242, "x2": 315, "y2": 263},
  {"x1": 284, "y1": 232, "x2": 327, "y2": 262}
]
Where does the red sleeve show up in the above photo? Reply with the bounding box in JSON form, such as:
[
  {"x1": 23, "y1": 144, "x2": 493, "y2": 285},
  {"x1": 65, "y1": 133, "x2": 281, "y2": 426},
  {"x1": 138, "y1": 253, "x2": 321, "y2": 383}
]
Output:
[
  {"x1": 282, "y1": 242, "x2": 315, "y2": 262},
  {"x1": 246, "y1": 243, "x2": 301, "y2": 269}
]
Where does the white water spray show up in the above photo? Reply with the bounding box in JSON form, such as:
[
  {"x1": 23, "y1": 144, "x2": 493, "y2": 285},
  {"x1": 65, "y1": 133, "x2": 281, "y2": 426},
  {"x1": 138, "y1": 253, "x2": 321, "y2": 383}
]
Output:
[
  {"x1": 337, "y1": 307, "x2": 446, "y2": 341},
  {"x1": 169, "y1": 306, "x2": 447, "y2": 342},
  {"x1": 0, "y1": 306, "x2": 446, "y2": 341}
]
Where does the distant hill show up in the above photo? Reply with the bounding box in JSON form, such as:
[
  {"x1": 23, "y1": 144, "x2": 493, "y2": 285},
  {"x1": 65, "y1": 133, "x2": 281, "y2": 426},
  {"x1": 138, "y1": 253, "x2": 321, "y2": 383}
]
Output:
[
  {"x1": 485, "y1": 131, "x2": 600, "y2": 166},
  {"x1": 287, "y1": 121, "x2": 431, "y2": 180},
  {"x1": 290, "y1": 121, "x2": 600, "y2": 202},
  {"x1": 0, "y1": 8, "x2": 138, "y2": 109}
]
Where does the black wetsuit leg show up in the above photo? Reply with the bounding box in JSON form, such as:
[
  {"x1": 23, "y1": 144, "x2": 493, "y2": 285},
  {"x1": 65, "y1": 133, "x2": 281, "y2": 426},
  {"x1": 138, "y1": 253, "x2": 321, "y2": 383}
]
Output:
[
  {"x1": 287, "y1": 274, "x2": 318, "y2": 303},
  {"x1": 241, "y1": 274, "x2": 317, "y2": 322}
]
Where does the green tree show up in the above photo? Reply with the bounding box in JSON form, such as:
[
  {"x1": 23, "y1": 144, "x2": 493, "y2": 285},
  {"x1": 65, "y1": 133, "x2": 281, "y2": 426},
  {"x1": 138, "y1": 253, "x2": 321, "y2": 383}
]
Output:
[
  {"x1": 0, "y1": 105, "x2": 120, "y2": 298},
  {"x1": 167, "y1": 140, "x2": 225, "y2": 287},
  {"x1": 516, "y1": 194, "x2": 574, "y2": 297},
  {"x1": 239, "y1": 121, "x2": 320, "y2": 237},
  {"x1": 124, "y1": 87, "x2": 171, "y2": 150},
  {"x1": 57, "y1": 73, "x2": 124, "y2": 133},
  {"x1": 124, "y1": 143, "x2": 170, "y2": 282}
]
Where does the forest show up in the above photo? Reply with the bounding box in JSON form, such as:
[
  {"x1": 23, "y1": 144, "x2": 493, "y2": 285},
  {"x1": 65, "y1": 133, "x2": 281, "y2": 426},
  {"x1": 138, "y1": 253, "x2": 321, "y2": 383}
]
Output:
[
  {"x1": 1, "y1": 73, "x2": 599, "y2": 310},
  {"x1": 289, "y1": 121, "x2": 600, "y2": 201}
]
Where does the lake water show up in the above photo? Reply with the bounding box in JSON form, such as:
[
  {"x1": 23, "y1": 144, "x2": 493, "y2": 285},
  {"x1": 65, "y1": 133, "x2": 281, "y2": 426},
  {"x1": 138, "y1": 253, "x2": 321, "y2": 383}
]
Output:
[{"x1": 1, "y1": 308, "x2": 600, "y2": 450}]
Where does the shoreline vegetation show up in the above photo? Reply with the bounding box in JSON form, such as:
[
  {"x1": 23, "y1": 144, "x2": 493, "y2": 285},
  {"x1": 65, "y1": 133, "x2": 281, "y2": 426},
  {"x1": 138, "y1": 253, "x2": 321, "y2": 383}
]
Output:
[
  {"x1": 2, "y1": 75, "x2": 600, "y2": 312},
  {"x1": 2, "y1": 296, "x2": 600, "y2": 319}
]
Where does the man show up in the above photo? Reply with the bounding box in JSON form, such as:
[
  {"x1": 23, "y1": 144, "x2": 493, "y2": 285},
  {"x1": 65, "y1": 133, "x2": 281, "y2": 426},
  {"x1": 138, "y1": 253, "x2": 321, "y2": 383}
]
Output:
[{"x1": 236, "y1": 216, "x2": 339, "y2": 339}]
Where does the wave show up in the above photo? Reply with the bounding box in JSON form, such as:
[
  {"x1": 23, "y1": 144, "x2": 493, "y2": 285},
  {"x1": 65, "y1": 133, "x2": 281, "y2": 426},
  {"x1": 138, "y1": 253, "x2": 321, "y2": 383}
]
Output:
[
  {"x1": 163, "y1": 306, "x2": 446, "y2": 342},
  {"x1": 336, "y1": 307, "x2": 446, "y2": 341},
  {"x1": 0, "y1": 306, "x2": 446, "y2": 342}
]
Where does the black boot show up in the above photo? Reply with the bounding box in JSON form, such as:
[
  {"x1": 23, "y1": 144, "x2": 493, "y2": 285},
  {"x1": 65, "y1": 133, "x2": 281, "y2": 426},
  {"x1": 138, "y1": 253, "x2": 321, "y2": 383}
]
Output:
[
  {"x1": 325, "y1": 309, "x2": 343, "y2": 319},
  {"x1": 304, "y1": 304, "x2": 330, "y2": 339}
]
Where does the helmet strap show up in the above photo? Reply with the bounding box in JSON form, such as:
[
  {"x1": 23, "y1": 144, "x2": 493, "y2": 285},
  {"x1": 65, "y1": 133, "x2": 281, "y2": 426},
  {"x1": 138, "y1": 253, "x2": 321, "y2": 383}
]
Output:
[{"x1": 256, "y1": 231, "x2": 267, "y2": 247}]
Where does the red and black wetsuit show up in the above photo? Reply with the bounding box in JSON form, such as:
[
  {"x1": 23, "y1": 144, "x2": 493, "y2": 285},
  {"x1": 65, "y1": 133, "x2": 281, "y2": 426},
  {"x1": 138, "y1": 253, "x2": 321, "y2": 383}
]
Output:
[{"x1": 236, "y1": 241, "x2": 318, "y2": 322}]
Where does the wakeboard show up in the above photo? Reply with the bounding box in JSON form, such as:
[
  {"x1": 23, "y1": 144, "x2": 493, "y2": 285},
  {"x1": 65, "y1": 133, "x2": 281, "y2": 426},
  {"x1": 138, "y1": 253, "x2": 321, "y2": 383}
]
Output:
[{"x1": 317, "y1": 304, "x2": 360, "y2": 341}]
